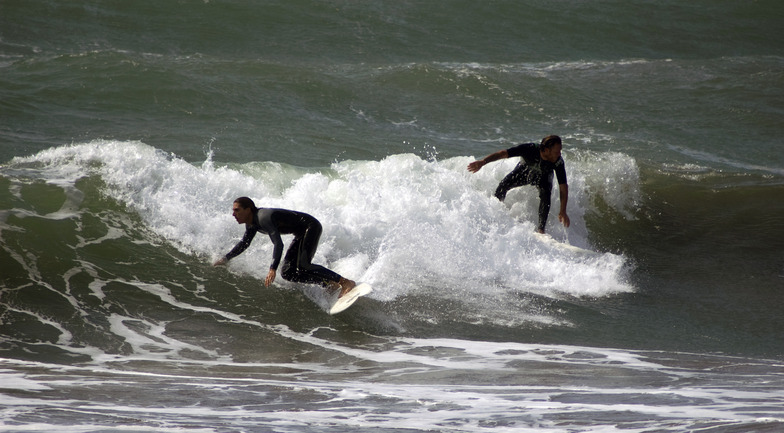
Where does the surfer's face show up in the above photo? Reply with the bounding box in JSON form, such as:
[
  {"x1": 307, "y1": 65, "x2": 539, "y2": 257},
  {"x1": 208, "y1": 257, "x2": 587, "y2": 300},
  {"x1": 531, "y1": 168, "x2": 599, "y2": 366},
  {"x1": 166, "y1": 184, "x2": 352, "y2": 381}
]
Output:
[
  {"x1": 541, "y1": 143, "x2": 562, "y2": 163},
  {"x1": 232, "y1": 203, "x2": 253, "y2": 224}
]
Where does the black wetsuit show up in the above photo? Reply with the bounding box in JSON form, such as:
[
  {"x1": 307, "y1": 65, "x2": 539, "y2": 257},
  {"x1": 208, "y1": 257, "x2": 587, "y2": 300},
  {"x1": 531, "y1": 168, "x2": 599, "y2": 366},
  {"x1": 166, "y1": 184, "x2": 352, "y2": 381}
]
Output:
[
  {"x1": 495, "y1": 143, "x2": 567, "y2": 232},
  {"x1": 224, "y1": 208, "x2": 342, "y2": 287}
]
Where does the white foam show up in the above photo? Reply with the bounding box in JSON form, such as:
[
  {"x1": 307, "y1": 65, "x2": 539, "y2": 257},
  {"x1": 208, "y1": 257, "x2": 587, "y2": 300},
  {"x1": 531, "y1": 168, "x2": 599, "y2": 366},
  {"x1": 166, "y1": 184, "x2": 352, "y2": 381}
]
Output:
[
  {"x1": 2, "y1": 337, "x2": 782, "y2": 433},
  {"x1": 13, "y1": 140, "x2": 637, "y2": 309}
]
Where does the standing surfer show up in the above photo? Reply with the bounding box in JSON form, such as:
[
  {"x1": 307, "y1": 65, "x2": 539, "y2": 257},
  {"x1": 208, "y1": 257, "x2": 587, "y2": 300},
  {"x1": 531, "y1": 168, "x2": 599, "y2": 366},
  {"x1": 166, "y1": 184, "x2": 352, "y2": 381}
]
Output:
[{"x1": 467, "y1": 135, "x2": 570, "y2": 234}]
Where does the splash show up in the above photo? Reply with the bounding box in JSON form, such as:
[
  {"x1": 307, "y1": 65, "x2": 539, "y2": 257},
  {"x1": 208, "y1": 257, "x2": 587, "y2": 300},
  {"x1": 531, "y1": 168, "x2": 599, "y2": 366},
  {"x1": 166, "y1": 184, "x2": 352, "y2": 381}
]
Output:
[{"x1": 7, "y1": 140, "x2": 636, "y2": 310}]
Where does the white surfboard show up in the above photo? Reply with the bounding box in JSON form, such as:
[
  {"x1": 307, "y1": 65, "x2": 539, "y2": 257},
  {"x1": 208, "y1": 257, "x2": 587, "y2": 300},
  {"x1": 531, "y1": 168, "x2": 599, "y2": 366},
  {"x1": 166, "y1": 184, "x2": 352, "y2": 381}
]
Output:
[{"x1": 328, "y1": 283, "x2": 372, "y2": 315}]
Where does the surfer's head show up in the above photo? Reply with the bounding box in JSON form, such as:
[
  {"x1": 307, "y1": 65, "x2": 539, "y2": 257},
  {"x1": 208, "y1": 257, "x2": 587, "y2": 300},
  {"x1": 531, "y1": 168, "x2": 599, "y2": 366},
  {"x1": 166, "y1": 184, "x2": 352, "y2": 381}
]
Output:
[
  {"x1": 540, "y1": 135, "x2": 563, "y2": 163},
  {"x1": 540, "y1": 135, "x2": 562, "y2": 149},
  {"x1": 232, "y1": 197, "x2": 257, "y2": 224}
]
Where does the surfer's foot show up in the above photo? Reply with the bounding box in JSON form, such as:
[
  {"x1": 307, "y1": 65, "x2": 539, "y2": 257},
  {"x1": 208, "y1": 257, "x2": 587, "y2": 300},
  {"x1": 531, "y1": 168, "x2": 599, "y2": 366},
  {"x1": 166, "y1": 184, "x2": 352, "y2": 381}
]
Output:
[
  {"x1": 337, "y1": 278, "x2": 355, "y2": 298},
  {"x1": 326, "y1": 278, "x2": 355, "y2": 298}
]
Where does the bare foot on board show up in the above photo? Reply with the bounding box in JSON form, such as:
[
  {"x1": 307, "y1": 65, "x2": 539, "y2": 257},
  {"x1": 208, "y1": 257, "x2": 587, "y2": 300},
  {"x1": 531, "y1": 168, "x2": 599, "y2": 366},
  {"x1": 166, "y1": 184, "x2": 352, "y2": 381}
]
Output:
[{"x1": 328, "y1": 278, "x2": 355, "y2": 298}]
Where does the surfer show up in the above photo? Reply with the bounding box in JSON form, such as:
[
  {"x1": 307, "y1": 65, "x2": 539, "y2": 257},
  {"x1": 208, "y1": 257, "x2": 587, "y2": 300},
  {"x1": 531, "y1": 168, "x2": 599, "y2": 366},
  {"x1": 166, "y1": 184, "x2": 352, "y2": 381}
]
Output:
[
  {"x1": 467, "y1": 135, "x2": 570, "y2": 234},
  {"x1": 213, "y1": 197, "x2": 356, "y2": 297}
]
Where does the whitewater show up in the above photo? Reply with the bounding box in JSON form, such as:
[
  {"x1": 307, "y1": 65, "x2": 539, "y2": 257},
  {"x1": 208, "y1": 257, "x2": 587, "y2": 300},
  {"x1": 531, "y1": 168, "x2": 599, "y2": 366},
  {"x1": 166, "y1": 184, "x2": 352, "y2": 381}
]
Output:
[{"x1": 10, "y1": 140, "x2": 634, "y2": 313}]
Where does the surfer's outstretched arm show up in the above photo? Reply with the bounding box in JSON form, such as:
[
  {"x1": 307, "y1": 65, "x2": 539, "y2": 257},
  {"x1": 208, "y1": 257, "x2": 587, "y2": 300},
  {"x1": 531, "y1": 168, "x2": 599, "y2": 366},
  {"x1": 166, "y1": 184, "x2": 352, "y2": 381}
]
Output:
[{"x1": 467, "y1": 149, "x2": 509, "y2": 173}]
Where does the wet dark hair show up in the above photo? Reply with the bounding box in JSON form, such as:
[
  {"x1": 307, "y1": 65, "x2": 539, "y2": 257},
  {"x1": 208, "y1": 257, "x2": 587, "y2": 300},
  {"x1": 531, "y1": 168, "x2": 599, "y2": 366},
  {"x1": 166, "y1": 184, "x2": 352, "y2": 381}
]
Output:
[
  {"x1": 540, "y1": 135, "x2": 562, "y2": 149},
  {"x1": 233, "y1": 196, "x2": 257, "y2": 212}
]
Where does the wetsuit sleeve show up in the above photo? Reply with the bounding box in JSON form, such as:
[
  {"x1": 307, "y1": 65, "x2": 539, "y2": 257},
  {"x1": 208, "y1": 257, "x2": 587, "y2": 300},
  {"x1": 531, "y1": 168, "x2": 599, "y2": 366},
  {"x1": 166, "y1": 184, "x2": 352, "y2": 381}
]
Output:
[
  {"x1": 267, "y1": 231, "x2": 284, "y2": 270},
  {"x1": 555, "y1": 159, "x2": 567, "y2": 185},
  {"x1": 506, "y1": 143, "x2": 532, "y2": 158},
  {"x1": 225, "y1": 228, "x2": 257, "y2": 260},
  {"x1": 256, "y1": 209, "x2": 286, "y2": 270}
]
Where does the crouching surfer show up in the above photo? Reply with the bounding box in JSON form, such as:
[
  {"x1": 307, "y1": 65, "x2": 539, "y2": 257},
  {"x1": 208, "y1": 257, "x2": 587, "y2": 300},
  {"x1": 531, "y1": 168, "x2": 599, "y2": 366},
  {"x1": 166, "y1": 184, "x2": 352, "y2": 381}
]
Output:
[{"x1": 213, "y1": 197, "x2": 356, "y2": 297}]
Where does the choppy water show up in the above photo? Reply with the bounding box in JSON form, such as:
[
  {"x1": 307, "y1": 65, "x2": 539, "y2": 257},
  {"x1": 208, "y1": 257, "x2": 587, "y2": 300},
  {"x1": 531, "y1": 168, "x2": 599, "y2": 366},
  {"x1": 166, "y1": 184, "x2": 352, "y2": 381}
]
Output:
[{"x1": 2, "y1": 1, "x2": 783, "y2": 432}]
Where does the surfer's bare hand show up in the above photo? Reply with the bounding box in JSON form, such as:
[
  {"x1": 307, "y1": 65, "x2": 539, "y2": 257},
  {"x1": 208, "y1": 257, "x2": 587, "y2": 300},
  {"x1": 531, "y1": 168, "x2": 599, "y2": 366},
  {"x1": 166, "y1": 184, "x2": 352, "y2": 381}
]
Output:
[
  {"x1": 467, "y1": 160, "x2": 485, "y2": 173},
  {"x1": 213, "y1": 257, "x2": 227, "y2": 266},
  {"x1": 265, "y1": 269, "x2": 276, "y2": 287},
  {"x1": 559, "y1": 212, "x2": 570, "y2": 228}
]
